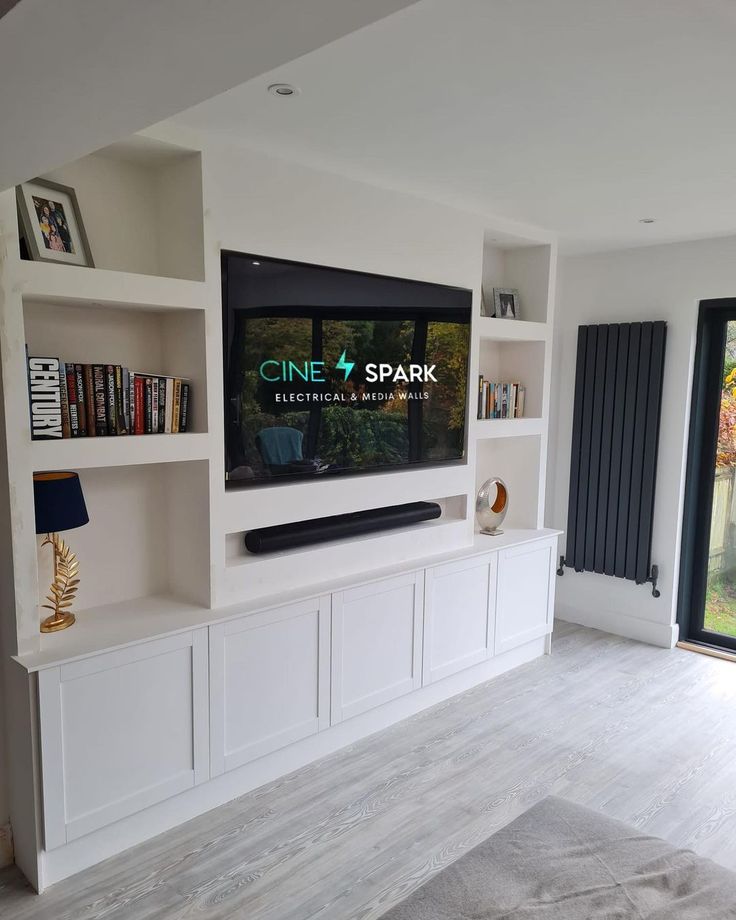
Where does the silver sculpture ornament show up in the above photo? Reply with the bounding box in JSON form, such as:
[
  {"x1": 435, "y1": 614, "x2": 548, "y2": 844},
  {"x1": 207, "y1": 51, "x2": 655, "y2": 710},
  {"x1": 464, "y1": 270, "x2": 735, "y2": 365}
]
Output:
[{"x1": 476, "y1": 477, "x2": 508, "y2": 536}]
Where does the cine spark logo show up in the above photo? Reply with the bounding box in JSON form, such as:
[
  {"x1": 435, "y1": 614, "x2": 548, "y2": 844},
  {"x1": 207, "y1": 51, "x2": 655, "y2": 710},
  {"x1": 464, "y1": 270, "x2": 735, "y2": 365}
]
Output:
[{"x1": 259, "y1": 352, "x2": 437, "y2": 384}]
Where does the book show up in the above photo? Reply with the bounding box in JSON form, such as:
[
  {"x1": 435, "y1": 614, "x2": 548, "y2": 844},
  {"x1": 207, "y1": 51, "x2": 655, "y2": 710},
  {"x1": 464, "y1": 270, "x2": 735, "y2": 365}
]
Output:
[
  {"x1": 179, "y1": 383, "x2": 190, "y2": 433},
  {"x1": 83, "y1": 365, "x2": 96, "y2": 437},
  {"x1": 171, "y1": 378, "x2": 182, "y2": 433},
  {"x1": 92, "y1": 365, "x2": 107, "y2": 436},
  {"x1": 58, "y1": 361, "x2": 71, "y2": 439},
  {"x1": 151, "y1": 378, "x2": 159, "y2": 434},
  {"x1": 122, "y1": 368, "x2": 131, "y2": 434},
  {"x1": 134, "y1": 375, "x2": 145, "y2": 435},
  {"x1": 114, "y1": 366, "x2": 127, "y2": 435},
  {"x1": 104, "y1": 365, "x2": 117, "y2": 435},
  {"x1": 158, "y1": 377, "x2": 166, "y2": 433},
  {"x1": 144, "y1": 377, "x2": 153, "y2": 434},
  {"x1": 164, "y1": 377, "x2": 174, "y2": 434},
  {"x1": 66, "y1": 364, "x2": 80, "y2": 436},
  {"x1": 74, "y1": 364, "x2": 87, "y2": 436},
  {"x1": 128, "y1": 372, "x2": 136, "y2": 435},
  {"x1": 27, "y1": 356, "x2": 63, "y2": 439}
]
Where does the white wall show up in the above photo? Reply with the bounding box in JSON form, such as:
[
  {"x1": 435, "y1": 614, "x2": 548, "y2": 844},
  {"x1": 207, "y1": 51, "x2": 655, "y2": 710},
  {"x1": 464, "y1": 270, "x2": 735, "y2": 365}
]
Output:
[
  {"x1": 197, "y1": 138, "x2": 489, "y2": 605},
  {"x1": 548, "y1": 235, "x2": 736, "y2": 646}
]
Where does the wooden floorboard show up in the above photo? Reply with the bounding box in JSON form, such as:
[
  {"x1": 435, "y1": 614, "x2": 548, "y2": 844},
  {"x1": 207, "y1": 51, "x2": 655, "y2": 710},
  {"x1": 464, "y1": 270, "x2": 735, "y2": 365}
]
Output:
[{"x1": 2, "y1": 622, "x2": 735, "y2": 919}]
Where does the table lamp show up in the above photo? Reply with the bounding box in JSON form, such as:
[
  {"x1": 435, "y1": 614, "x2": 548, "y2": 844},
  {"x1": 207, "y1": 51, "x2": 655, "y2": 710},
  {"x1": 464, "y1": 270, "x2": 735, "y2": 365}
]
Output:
[{"x1": 33, "y1": 471, "x2": 89, "y2": 633}]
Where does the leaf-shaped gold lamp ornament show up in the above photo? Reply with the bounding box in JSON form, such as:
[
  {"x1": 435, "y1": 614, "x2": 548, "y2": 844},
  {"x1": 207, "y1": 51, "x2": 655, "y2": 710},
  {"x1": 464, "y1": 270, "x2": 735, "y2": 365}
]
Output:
[{"x1": 33, "y1": 471, "x2": 89, "y2": 633}]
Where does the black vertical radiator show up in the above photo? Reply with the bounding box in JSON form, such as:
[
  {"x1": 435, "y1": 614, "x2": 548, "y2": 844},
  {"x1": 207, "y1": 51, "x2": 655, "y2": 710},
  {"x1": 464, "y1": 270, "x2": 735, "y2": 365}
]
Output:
[{"x1": 557, "y1": 321, "x2": 667, "y2": 596}]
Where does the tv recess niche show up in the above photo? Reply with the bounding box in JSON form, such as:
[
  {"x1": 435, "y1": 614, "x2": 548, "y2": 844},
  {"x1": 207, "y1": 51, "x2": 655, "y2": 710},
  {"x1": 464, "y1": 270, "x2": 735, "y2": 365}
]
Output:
[{"x1": 221, "y1": 251, "x2": 473, "y2": 489}]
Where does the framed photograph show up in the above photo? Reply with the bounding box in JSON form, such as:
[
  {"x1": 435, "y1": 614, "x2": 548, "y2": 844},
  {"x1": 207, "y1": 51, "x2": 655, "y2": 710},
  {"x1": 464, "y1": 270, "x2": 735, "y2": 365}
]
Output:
[
  {"x1": 493, "y1": 287, "x2": 520, "y2": 319},
  {"x1": 16, "y1": 178, "x2": 94, "y2": 267}
]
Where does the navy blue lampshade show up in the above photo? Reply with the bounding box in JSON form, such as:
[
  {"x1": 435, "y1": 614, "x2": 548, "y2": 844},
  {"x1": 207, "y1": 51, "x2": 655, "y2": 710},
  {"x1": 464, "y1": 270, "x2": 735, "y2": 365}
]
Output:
[{"x1": 33, "y1": 471, "x2": 89, "y2": 535}]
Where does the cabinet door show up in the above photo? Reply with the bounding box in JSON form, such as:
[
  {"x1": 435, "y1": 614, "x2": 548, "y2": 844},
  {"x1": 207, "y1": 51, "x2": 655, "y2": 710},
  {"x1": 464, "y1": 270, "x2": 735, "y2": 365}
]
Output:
[
  {"x1": 331, "y1": 572, "x2": 423, "y2": 723},
  {"x1": 495, "y1": 538, "x2": 556, "y2": 654},
  {"x1": 423, "y1": 553, "x2": 496, "y2": 684},
  {"x1": 209, "y1": 596, "x2": 330, "y2": 776},
  {"x1": 38, "y1": 629, "x2": 209, "y2": 850}
]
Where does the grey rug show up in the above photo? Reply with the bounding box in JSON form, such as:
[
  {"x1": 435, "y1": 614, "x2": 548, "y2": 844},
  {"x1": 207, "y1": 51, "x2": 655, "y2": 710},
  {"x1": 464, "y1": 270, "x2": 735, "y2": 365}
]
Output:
[{"x1": 381, "y1": 796, "x2": 736, "y2": 919}]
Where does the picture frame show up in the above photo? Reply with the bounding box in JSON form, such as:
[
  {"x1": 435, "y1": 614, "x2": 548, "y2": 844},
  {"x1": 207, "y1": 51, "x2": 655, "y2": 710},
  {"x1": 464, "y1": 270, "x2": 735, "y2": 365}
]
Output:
[
  {"x1": 493, "y1": 287, "x2": 520, "y2": 320},
  {"x1": 16, "y1": 178, "x2": 94, "y2": 268}
]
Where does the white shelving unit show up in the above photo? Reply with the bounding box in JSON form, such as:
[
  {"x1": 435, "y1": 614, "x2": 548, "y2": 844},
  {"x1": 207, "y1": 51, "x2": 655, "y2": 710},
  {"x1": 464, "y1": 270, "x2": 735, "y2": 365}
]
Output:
[
  {"x1": 471, "y1": 232, "x2": 556, "y2": 530},
  {"x1": 0, "y1": 126, "x2": 558, "y2": 891}
]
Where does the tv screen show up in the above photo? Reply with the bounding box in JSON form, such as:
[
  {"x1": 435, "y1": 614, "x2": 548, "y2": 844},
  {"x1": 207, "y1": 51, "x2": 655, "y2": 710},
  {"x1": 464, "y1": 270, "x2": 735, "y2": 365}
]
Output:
[{"x1": 222, "y1": 251, "x2": 472, "y2": 487}]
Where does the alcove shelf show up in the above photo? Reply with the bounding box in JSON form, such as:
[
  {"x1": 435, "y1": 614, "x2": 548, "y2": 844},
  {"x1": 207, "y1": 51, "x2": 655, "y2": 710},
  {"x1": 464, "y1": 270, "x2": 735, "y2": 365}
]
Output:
[{"x1": 30, "y1": 432, "x2": 211, "y2": 470}]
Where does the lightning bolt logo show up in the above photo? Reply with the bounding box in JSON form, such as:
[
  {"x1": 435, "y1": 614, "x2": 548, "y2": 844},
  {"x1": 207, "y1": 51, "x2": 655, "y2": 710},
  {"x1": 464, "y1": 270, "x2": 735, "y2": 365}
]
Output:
[{"x1": 336, "y1": 350, "x2": 354, "y2": 381}]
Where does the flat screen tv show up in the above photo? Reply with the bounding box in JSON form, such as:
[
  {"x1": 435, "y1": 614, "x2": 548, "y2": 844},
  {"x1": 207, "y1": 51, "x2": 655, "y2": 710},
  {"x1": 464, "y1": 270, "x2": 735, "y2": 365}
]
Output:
[{"x1": 222, "y1": 251, "x2": 472, "y2": 488}]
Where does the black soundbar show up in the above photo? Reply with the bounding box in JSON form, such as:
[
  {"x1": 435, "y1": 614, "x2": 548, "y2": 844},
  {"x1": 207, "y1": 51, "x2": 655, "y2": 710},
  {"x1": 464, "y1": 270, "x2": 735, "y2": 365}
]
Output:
[{"x1": 244, "y1": 501, "x2": 442, "y2": 554}]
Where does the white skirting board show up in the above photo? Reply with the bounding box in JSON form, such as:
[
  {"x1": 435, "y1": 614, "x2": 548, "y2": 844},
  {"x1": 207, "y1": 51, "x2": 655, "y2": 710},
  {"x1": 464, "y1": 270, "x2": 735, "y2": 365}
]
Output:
[
  {"x1": 39, "y1": 636, "x2": 545, "y2": 890},
  {"x1": 555, "y1": 605, "x2": 678, "y2": 649}
]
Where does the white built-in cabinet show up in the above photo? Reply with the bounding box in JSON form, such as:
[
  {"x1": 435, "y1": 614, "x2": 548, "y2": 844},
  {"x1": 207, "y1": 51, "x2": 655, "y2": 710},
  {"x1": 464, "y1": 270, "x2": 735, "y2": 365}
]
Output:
[
  {"x1": 35, "y1": 534, "x2": 557, "y2": 855},
  {"x1": 423, "y1": 553, "x2": 497, "y2": 683},
  {"x1": 38, "y1": 629, "x2": 209, "y2": 850},
  {"x1": 331, "y1": 572, "x2": 424, "y2": 723},
  {"x1": 209, "y1": 596, "x2": 330, "y2": 776},
  {"x1": 495, "y1": 540, "x2": 555, "y2": 653}
]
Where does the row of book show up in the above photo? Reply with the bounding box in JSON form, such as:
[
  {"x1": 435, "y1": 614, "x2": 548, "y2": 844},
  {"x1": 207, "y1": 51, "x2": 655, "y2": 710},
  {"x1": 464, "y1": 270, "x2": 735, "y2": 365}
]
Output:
[
  {"x1": 477, "y1": 376, "x2": 526, "y2": 420},
  {"x1": 27, "y1": 354, "x2": 190, "y2": 440}
]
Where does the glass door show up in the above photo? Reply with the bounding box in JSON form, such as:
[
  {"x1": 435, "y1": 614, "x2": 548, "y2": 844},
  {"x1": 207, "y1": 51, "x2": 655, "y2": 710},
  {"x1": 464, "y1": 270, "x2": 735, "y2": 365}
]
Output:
[{"x1": 680, "y1": 301, "x2": 736, "y2": 651}]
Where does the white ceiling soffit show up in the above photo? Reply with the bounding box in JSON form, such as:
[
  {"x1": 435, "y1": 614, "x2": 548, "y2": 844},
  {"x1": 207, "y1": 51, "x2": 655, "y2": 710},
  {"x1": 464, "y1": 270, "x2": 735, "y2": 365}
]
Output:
[
  {"x1": 0, "y1": 0, "x2": 419, "y2": 191},
  {"x1": 173, "y1": 0, "x2": 736, "y2": 254}
]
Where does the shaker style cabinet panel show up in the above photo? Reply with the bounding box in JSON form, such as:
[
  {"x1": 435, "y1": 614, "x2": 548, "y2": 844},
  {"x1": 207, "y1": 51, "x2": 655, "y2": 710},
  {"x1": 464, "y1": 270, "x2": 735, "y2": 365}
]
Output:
[
  {"x1": 495, "y1": 537, "x2": 556, "y2": 654},
  {"x1": 38, "y1": 629, "x2": 209, "y2": 850},
  {"x1": 423, "y1": 553, "x2": 497, "y2": 684},
  {"x1": 209, "y1": 596, "x2": 331, "y2": 776},
  {"x1": 331, "y1": 572, "x2": 424, "y2": 723}
]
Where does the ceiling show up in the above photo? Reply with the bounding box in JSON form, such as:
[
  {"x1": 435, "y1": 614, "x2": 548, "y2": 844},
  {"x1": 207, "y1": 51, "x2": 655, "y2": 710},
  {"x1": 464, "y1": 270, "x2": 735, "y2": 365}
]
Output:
[
  {"x1": 172, "y1": 0, "x2": 736, "y2": 254},
  {"x1": 0, "y1": 0, "x2": 417, "y2": 191}
]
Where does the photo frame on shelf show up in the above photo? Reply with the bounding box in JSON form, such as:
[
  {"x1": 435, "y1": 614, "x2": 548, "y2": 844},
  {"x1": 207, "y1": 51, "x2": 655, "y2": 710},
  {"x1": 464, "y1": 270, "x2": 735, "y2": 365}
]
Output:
[
  {"x1": 493, "y1": 287, "x2": 520, "y2": 319},
  {"x1": 16, "y1": 178, "x2": 94, "y2": 268}
]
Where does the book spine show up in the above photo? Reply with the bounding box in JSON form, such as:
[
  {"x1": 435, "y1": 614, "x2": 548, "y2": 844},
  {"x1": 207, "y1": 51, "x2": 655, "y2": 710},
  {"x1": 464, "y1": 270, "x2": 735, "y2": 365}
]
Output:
[
  {"x1": 92, "y1": 365, "x2": 107, "y2": 435},
  {"x1": 144, "y1": 377, "x2": 153, "y2": 434},
  {"x1": 151, "y1": 378, "x2": 159, "y2": 434},
  {"x1": 164, "y1": 378, "x2": 174, "y2": 433},
  {"x1": 172, "y1": 378, "x2": 182, "y2": 433},
  {"x1": 58, "y1": 361, "x2": 71, "y2": 438},
  {"x1": 129, "y1": 372, "x2": 135, "y2": 434},
  {"x1": 105, "y1": 365, "x2": 117, "y2": 435},
  {"x1": 179, "y1": 383, "x2": 190, "y2": 433},
  {"x1": 134, "y1": 376, "x2": 145, "y2": 435},
  {"x1": 74, "y1": 364, "x2": 87, "y2": 436},
  {"x1": 122, "y1": 368, "x2": 131, "y2": 434},
  {"x1": 83, "y1": 365, "x2": 96, "y2": 437},
  {"x1": 27, "y1": 356, "x2": 62, "y2": 439},
  {"x1": 158, "y1": 377, "x2": 166, "y2": 433},
  {"x1": 477, "y1": 375, "x2": 483, "y2": 419},
  {"x1": 67, "y1": 364, "x2": 80, "y2": 437},
  {"x1": 114, "y1": 366, "x2": 127, "y2": 435}
]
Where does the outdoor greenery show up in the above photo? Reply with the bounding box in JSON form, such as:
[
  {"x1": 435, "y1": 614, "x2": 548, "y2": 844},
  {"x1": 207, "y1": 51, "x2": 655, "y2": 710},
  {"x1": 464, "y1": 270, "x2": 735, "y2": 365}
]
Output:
[
  {"x1": 704, "y1": 573, "x2": 736, "y2": 638},
  {"x1": 705, "y1": 321, "x2": 736, "y2": 637}
]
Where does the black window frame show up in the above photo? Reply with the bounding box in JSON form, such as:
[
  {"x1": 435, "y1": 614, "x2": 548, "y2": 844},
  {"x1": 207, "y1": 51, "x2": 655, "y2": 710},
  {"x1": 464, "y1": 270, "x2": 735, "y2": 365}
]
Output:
[{"x1": 678, "y1": 298, "x2": 736, "y2": 652}]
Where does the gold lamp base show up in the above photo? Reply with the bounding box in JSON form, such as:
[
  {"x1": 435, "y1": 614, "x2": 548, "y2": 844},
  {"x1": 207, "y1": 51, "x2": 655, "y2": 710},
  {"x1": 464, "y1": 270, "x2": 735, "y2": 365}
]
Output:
[
  {"x1": 40, "y1": 611, "x2": 76, "y2": 633},
  {"x1": 40, "y1": 532, "x2": 80, "y2": 634}
]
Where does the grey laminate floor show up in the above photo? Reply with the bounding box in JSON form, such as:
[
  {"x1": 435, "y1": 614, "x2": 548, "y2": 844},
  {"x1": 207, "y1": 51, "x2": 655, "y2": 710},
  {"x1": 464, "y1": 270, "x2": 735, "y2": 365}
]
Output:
[{"x1": 2, "y1": 622, "x2": 735, "y2": 919}]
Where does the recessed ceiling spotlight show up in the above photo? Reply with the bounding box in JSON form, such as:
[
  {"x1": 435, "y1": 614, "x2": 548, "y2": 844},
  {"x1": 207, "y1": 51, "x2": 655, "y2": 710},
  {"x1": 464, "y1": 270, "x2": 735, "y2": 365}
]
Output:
[
  {"x1": 268, "y1": 83, "x2": 299, "y2": 97},
  {"x1": 639, "y1": 218, "x2": 656, "y2": 224},
  {"x1": 251, "y1": 261, "x2": 261, "y2": 266}
]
